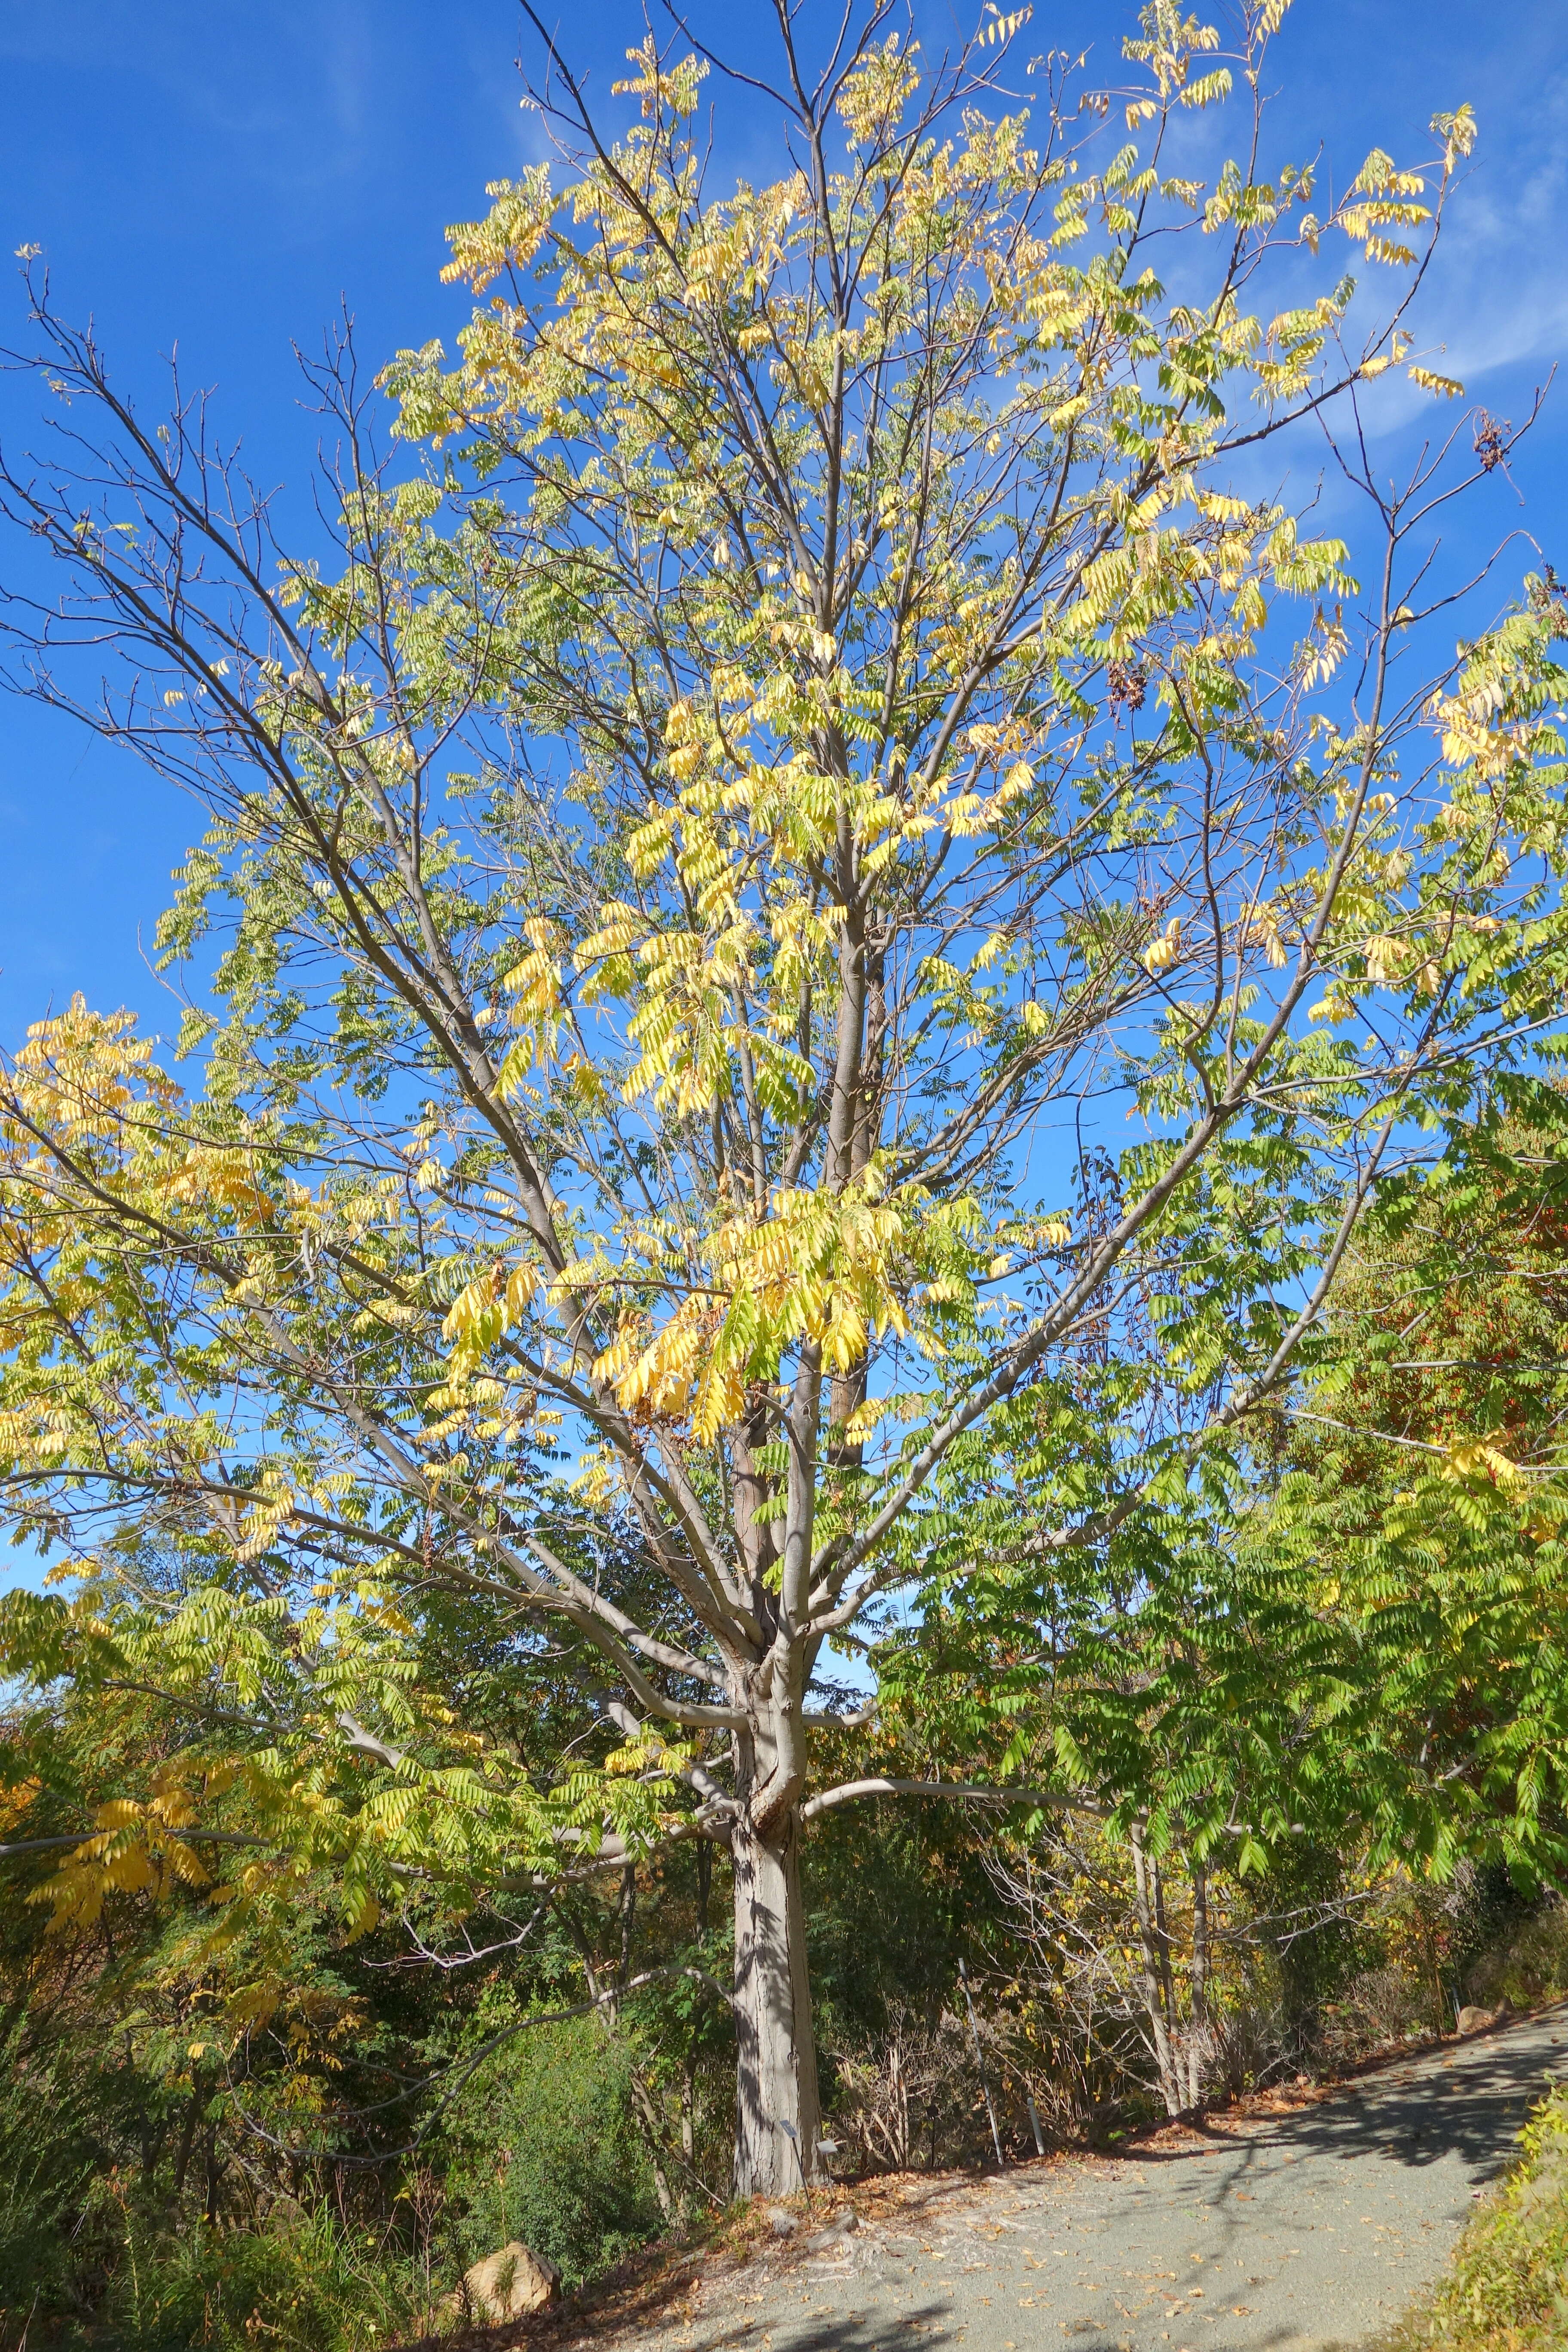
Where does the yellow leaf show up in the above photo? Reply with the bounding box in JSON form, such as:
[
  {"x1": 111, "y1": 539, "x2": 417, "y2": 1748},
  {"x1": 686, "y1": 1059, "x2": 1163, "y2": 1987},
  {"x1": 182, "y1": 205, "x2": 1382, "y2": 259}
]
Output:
[
  {"x1": 1409, "y1": 365, "x2": 1464, "y2": 399},
  {"x1": 1142, "y1": 917, "x2": 1182, "y2": 974},
  {"x1": 0, "y1": 1775, "x2": 40, "y2": 1833},
  {"x1": 1444, "y1": 1437, "x2": 1525, "y2": 1490}
]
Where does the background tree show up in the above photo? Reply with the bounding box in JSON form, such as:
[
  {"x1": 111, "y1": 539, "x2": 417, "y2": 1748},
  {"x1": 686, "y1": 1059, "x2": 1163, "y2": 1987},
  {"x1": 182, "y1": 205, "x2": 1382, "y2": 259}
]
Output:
[
  {"x1": 1265, "y1": 1106, "x2": 1568, "y2": 1882},
  {"x1": 0, "y1": 0, "x2": 1565, "y2": 2199},
  {"x1": 881, "y1": 1110, "x2": 1568, "y2": 2117}
]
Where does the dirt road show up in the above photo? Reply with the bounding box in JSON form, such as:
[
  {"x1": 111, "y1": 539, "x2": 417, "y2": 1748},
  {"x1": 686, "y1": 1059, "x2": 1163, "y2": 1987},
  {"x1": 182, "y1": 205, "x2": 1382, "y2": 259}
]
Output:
[{"x1": 612, "y1": 2005, "x2": 1568, "y2": 2352}]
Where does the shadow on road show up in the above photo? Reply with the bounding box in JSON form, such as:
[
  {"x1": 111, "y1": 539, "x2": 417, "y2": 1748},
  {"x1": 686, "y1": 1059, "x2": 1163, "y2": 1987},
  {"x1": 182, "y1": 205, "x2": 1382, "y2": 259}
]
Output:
[
  {"x1": 655, "y1": 2303, "x2": 962, "y2": 2352},
  {"x1": 1188, "y1": 2013, "x2": 1568, "y2": 2183}
]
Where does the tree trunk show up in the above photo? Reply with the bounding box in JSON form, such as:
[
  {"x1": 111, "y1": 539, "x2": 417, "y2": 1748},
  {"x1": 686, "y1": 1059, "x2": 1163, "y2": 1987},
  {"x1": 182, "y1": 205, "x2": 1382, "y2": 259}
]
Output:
[
  {"x1": 172, "y1": 2075, "x2": 204, "y2": 2198},
  {"x1": 1130, "y1": 1826, "x2": 1185, "y2": 2118},
  {"x1": 731, "y1": 1805, "x2": 821, "y2": 2198},
  {"x1": 1187, "y1": 1856, "x2": 1211, "y2": 2112},
  {"x1": 628, "y1": 2068, "x2": 677, "y2": 2221},
  {"x1": 1152, "y1": 1857, "x2": 1179, "y2": 2031}
]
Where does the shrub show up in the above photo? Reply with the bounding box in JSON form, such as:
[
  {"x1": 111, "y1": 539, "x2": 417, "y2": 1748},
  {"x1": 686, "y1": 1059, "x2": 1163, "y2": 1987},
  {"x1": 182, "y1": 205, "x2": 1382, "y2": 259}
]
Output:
[
  {"x1": 439, "y1": 2017, "x2": 662, "y2": 2291},
  {"x1": 3, "y1": 2186, "x2": 424, "y2": 2352},
  {"x1": 1465, "y1": 1899, "x2": 1568, "y2": 2015},
  {"x1": 1383, "y1": 2082, "x2": 1568, "y2": 2349},
  {"x1": 101, "y1": 2208, "x2": 420, "y2": 2352},
  {"x1": 0, "y1": 2022, "x2": 129, "y2": 2331}
]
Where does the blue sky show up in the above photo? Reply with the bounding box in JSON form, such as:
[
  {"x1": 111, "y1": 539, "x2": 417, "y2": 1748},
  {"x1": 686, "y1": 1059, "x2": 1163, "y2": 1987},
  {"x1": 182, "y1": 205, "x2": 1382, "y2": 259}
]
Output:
[{"x1": 0, "y1": 0, "x2": 1562, "y2": 1043}]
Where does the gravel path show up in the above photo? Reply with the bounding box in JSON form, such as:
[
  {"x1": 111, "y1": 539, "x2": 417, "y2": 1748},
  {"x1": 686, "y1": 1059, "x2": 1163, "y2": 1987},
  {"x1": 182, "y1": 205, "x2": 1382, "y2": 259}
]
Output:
[{"x1": 615, "y1": 2005, "x2": 1568, "y2": 2352}]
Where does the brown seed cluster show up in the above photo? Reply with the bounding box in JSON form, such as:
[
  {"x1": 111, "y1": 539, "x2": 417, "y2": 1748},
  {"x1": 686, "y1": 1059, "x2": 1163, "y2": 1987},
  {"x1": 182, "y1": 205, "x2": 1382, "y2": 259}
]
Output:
[{"x1": 1106, "y1": 659, "x2": 1147, "y2": 714}]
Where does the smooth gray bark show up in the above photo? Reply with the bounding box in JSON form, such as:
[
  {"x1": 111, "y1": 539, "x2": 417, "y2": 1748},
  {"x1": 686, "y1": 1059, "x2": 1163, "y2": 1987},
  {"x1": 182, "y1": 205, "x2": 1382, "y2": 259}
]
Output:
[{"x1": 731, "y1": 1805, "x2": 820, "y2": 2199}]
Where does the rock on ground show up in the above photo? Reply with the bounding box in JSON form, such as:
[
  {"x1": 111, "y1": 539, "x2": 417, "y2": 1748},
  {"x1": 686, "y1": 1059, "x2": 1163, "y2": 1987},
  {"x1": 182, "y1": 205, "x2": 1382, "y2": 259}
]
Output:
[{"x1": 452, "y1": 2241, "x2": 561, "y2": 2324}]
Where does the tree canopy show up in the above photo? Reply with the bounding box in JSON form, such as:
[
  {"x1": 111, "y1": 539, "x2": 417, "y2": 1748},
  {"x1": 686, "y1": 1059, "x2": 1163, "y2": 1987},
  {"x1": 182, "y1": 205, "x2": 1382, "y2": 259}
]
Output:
[{"x1": 2, "y1": 0, "x2": 1566, "y2": 2197}]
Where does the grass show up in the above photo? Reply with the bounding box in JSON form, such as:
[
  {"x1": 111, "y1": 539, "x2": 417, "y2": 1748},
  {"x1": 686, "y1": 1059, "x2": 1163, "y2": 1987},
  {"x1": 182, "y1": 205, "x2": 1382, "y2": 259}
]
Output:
[{"x1": 1382, "y1": 2081, "x2": 1568, "y2": 2350}]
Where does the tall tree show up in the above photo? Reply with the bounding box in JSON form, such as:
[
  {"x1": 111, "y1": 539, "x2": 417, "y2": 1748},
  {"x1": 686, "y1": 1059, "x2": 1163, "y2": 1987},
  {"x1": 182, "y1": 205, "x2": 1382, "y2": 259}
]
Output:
[
  {"x1": 1, "y1": 1, "x2": 1564, "y2": 2195},
  {"x1": 888, "y1": 1109, "x2": 1568, "y2": 2117}
]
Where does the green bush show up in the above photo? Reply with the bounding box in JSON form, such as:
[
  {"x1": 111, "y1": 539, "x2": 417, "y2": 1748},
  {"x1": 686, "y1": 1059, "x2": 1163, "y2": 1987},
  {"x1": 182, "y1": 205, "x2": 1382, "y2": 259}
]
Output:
[
  {"x1": 0, "y1": 2022, "x2": 125, "y2": 2327},
  {"x1": 440, "y1": 2016, "x2": 663, "y2": 2291},
  {"x1": 3, "y1": 2180, "x2": 422, "y2": 2352},
  {"x1": 1466, "y1": 1900, "x2": 1568, "y2": 2016},
  {"x1": 101, "y1": 2209, "x2": 419, "y2": 2352},
  {"x1": 1387, "y1": 2082, "x2": 1568, "y2": 2349}
]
